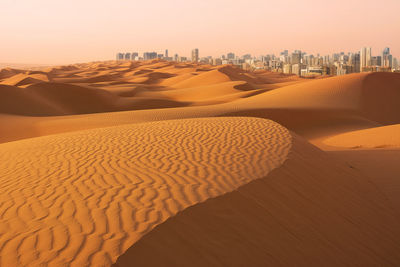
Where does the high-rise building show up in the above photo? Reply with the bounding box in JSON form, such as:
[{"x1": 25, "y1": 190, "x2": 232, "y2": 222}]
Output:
[
  {"x1": 165, "y1": 49, "x2": 169, "y2": 58},
  {"x1": 291, "y1": 64, "x2": 301, "y2": 75},
  {"x1": 124, "y1": 53, "x2": 131, "y2": 60},
  {"x1": 282, "y1": 64, "x2": 292, "y2": 74},
  {"x1": 143, "y1": 52, "x2": 157, "y2": 60},
  {"x1": 291, "y1": 51, "x2": 302, "y2": 64},
  {"x1": 353, "y1": 53, "x2": 360, "y2": 73},
  {"x1": 371, "y1": 56, "x2": 379, "y2": 66},
  {"x1": 227, "y1": 52, "x2": 235, "y2": 60},
  {"x1": 212, "y1": 58, "x2": 223, "y2": 65},
  {"x1": 242, "y1": 54, "x2": 252, "y2": 60},
  {"x1": 360, "y1": 47, "x2": 372, "y2": 72},
  {"x1": 132, "y1": 52, "x2": 139, "y2": 60},
  {"x1": 393, "y1": 58, "x2": 399, "y2": 70},
  {"x1": 382, "y1": 47, "x2": 393, "y2": 68},
  {"x1": 179, "y1": 56, "x2": 188, "y2": 62},
  {"x1": 376, "y1": 56, "x2": 382, "y2": 66},
  {"x1": 192, "y1": 48, "x2": 199, "y2": 62},
  {"x1": 116, "y1": 53, "x2": 124, "y2": 61}
]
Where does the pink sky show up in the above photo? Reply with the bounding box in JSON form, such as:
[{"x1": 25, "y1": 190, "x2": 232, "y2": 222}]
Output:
[{"x1": 1, "y1": 0, "x2": 399, "y2": 65}]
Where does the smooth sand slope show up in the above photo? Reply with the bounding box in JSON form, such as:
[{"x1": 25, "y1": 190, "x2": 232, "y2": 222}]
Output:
[
  {"x1": 115, "y1": 134, "x2": 400, "y2": 267},
  {"x1": 325, "y1": 124, "x2": 400, "y2": 148},
  {"x1": 0, "y1": 117, "x2": 291, "y2": 266},
  {"x1": 329, "y1": 149, "x2": 400, "y2": 214}
]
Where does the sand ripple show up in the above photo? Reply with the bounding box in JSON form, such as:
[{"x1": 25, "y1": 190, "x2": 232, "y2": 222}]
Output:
[{"x1": 0, "y1": 117, "x2": 291, "y2": 266}]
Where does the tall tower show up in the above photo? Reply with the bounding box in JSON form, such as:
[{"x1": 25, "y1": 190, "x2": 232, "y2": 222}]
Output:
[
  {"x1": 360, "y1": 47, "x2": 372, "y2": 72},
  {"x1": 192, "y1": 48, "x2": 199, "y2": 62},
  {"x1": 291, "y1": 50, "x2": 302, "y2": 64},
  {"x1": 354, "y1": 53, "x2": 361, "y2": 73},
  {"x1": 382, "y1": 47, "x2": 392, "y2": 68},
  {"x1": 165, "y1": 49, "x2": 169, "y2": 58}
]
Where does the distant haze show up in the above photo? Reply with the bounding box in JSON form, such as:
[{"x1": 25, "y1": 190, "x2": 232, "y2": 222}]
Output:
[{"x1": 1, "y1": 0, "x2": 399, "y2": 65}]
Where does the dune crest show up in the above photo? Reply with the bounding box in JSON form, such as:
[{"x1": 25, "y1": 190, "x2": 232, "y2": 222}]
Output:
[{"x1": 0, "y1": 117, "x2": 291, "y2": 266}]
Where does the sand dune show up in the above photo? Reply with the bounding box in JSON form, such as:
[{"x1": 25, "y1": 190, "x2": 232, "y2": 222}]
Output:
[
  {"x1": 325, "y1": 124, "x2": 400, "y2": 148},
  {"x1": 1, "y1": 61, "x2": 400, "y2": 266},
  {"x1": 137, "y1": 81, "x2": 248, "y2": 101},
  {"x1": 359, "y1": 72, "x2": 400, "y2": 124},
  {"x1": 115, "y1": 134, "x2": 400, "y2": 267},
  {"x1": 329, "y1": 149, "x2": 400, "y2": 213},
  {"x1": 0, "y1": 117, "x2": 291, "y2": 266},
  {"x1": 0, "y1": 72, "x2": 50, "y2": 86},
  {"x1": 171, "y1": 69, "x2": 231, "y2": 88},
  {"x1": 0, "y1": 67, "x2": 25, "y2": 79},
  {"x1": 2, "y1": 72, "x2": 389, "y2": 142},
  {"x1": 0, "y1": 60, "x2": 292, "y2": 118},
  {"x1": 0, "y1": 82, "x2": 187, "y2": 116}
]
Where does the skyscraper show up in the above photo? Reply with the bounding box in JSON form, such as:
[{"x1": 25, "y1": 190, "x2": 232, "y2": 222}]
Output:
[
  {"x1": 227, "y1": 52, "x2": 235, "y2": 60},
  {"x1": 353, "y1": 53, "x2": 360, "y2": 73},
  {"x1": 143, "y1": 52, "x2": 157, "y2": 60},
  {"x1": 192, "y1": 48, "x2": 199, "y2": 62},
  {"x1": 131, "y1": 52, "x2": 139, "y2": 60},
  {"x1": 165, "y1": 49, "x2": 169, "y2": 58},
  {"x1": 360, "y1": 47, "x2": 371, "y2": 72},
  {"x1": 124, "y1": 53, "x2": 131, "y2": 60},
  {"x1": 280, "y1": 50, "x2": 289, "y2": 56},
  {"x1": 291, "y1": 50, "x2": 302, "y2": 64},
  {"x1": 116, "y1": 53, "x2": 124, "y2": 61},
  {"x1": 382, "y1": 47, "x2": 393, "y2": 68},
  {"x1": 393, "y1": 58, "x2": 399, "y2": 70}
]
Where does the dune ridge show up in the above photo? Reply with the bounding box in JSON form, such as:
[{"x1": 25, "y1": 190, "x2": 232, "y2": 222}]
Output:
[{"x1": 0, "y1": 117, "x2": 291, "y2": 266}]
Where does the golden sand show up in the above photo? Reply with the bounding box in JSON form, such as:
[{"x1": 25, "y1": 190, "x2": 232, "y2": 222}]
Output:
[{"x1": 0, "y1": 60, "x2": 400, "y2": 266}]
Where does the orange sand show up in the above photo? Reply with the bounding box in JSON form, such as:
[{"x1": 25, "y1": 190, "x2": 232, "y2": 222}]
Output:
[
  {"x1": 325, "y1": 124, "x2": 400, "y2": 148},
  {"x1": 0, "y1": 117, "x2": 291, "y2": 266},
  {"x1": 0, "y1": 60, "x2": 399, "y2": 266}
]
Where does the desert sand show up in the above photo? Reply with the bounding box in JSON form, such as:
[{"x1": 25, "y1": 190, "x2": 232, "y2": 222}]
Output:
[
  {"x1": 325, "y1": 124, "x2": 400, "y2": 148},
  {"x1": 0, "y1": 60, "x2": 399, "y2": 266}
]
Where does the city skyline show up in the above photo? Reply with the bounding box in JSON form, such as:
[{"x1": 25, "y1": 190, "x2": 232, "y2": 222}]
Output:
[
  {"x1": 1, "y1": 0, "x2": 400, "y2": 64},
  {"x1": 115, "y1": 46, "x2": 399, "y2": 76}
]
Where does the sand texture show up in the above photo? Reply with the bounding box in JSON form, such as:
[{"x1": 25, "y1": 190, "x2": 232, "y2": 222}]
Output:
[
  {"x1": 0, "y1": 117, "x2": 291, "y2": 266},
  {"x1": 1, "y1": 60, "x2": 400, "y2": 266},
  {"x1": 114, "y1": 135, "x2": 400, "y2": 267}
]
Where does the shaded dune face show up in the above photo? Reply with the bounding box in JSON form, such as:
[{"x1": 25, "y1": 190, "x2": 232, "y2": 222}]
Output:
[
  {"x1": 0, "y1": 117, "x2": 291, "y2": 266},
  {"x1": 114, "y1": 135, "x2": 400, "y2": 267},
  {"x1": 360, "y1": 72, "x2": 400, "y2": 125}
]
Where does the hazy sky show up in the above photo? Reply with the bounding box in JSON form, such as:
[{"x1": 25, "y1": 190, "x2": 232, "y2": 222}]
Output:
[{"x1": 1, "y1": 0, "x2": 399, "y2": 64}]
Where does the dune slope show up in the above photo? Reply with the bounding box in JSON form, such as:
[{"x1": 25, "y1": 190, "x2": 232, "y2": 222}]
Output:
[
  {"x1": 114, "y1": 134, "x2": 400, "y2": 267},
  {"x1": 0, "y1": 117, "x2": 291, "y2": 266},
  {"x1": 325, "y1": 124, "x2": 400, "y2": 148}
]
